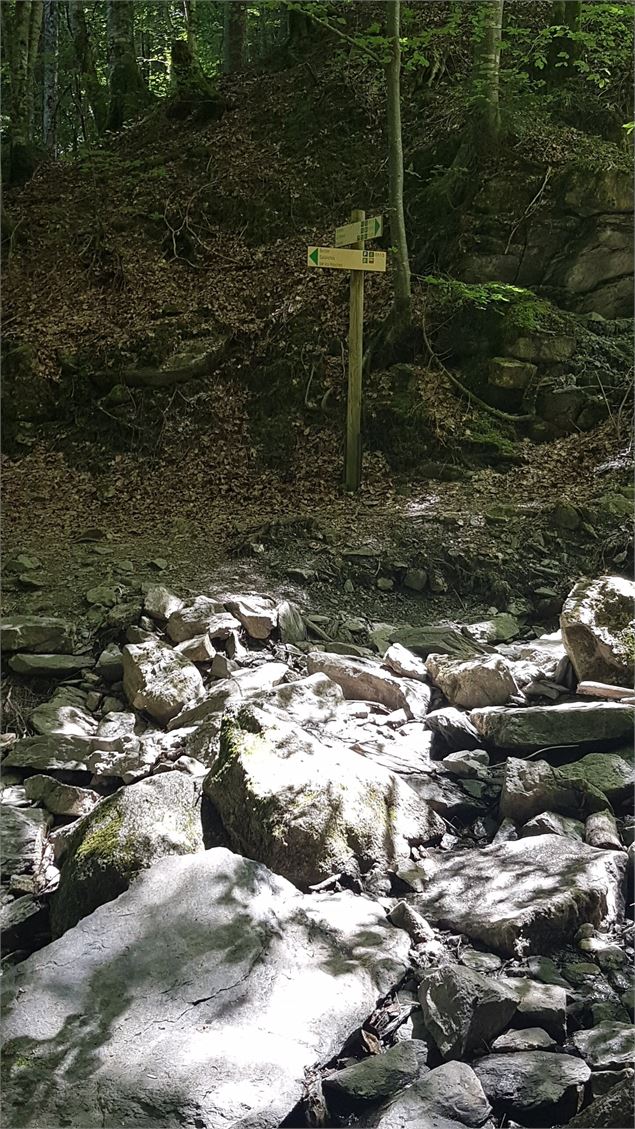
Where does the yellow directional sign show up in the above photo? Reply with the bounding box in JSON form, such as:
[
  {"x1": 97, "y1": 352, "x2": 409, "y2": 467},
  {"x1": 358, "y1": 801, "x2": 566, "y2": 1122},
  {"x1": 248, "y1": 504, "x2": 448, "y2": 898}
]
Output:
[
  {"x1": 335, "y1": 215, "x2": 383, "y2": 247},
  {"x1": 307, "y1": 246, "x2": 386, "y2": 272}
]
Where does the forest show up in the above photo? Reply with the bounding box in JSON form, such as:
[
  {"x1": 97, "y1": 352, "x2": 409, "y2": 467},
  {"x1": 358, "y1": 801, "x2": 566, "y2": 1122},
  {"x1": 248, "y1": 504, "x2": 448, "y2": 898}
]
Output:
[{"x1": 1, "y1": 2, "x2": 634, "y2": 1127}]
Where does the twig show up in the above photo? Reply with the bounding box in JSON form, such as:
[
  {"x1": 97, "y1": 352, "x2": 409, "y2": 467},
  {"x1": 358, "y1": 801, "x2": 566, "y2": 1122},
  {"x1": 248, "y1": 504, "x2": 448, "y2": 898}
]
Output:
[{"x1": 505, "y1": 166, "x2": 552, "y2": 255}]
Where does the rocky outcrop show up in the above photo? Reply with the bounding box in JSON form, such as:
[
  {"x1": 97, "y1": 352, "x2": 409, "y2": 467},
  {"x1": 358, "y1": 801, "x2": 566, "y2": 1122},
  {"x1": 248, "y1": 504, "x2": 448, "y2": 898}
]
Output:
[{"x1": 560, "y1": 576, "x2": 635, "y2": 685}]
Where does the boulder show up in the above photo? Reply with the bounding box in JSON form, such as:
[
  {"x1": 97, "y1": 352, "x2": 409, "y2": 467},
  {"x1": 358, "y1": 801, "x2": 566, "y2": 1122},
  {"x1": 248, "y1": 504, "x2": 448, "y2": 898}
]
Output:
[
  {"x1": 95, "y1": 643, "x2": 124, "y2": 682},
  {"x1": 585, "y1": 810, "x2": 623, "y2": 850},
  {"x1": 322, "y1": 1040, "x2": 426, "y2": 1111},
  {"x1": 463, "y1": 614, "x2": 520, "y2": 645},
  {"x1": 276, "y1": 600, "x2": 306, "y2": 644},
  {"x1": 122, "y1": 639, "x2": 204, "y2": 724},
  {"x1": 491, "y1": 1028, "x2": 556, "y2": 1053},
  {"x1": 254, "y1": 672, "x2": 344, "y2": 727},
  {"x1": 0, "y1": 894, "x2": 47, "y2": 953},
  {"x1": 426, "y1": 654, "x2": 519, "y2": 709},
  {"x1": 29, "y1": 689, "x2": 97, "y2": 737},
  {"x1": 24, "y1": 775, "x2": 100, "y2": 817},
  {"x1": 442, "y1": 750, "x2": 490, "y2": 779},
  {"x1": 488, "y1": 357, "x2": 537, "y2": 389},
  {"x1": 520, "y1": 811, "x2": 584, "y2": 839},
  {"x1": 8, "y1": 653, "x2": 95, "y2": 677},
  {"x1": 174, "y1": 634, "x2": 216, "y2": 662},
  {"x1": 560, "y1": 576, "x2": 635, "y2": 685},
  {"x1": 473, "y1": 1051, "x2": 589, "y2": 1124},
  {"x1": 373, "y1": 1061, "x2": 492, "y2": 1129},
  {"x1": 143, "y1": 585, "x2": 184, "y2": 621},
  {"x1": 50, "y1": 772, "x2": 203, "y2": 936},
  {"x1": 1, "y1": 849, "x2": 409, "y2": 1129},
  {"x1": 204, "y1": 706, "x2": 444, "y2": 890},
  {"x1": 225, "y1": 596, "x2": 277, "y2": 640},
  {"x1": 2, "y1": 735, "x2": 94, "y2": 773},
  {"x1": 425, "y1": 707, "x2": 482, "y2": 751},
  {"x1": 412, "y1": 834, "x2": 625, "y2": 956},
  {"x1": 1, "y1": 805, "x2": 51, "y2": 878},
  {"x1": 166, "y1": 597, "x2": 238, "y2": 643},
  {"x1": 557, "y1": 753, "x2": 634, "y2": 809},
  {"x1": 572, "y1": 1022, "x2": 635, "y2": 1070},
  {"x1": 417, "y1": 964, "x2": 518, "y2": 1060},
  {"x1": 567, "y1": 1075, "x2": 634, "y2": 1127},
  {"x1": 0, "y1": 615, "x2": 74, "y2": 653},
  {"x1": 499, "y1": 977, "x2": 567, "y2": 1040},
  {"x1": 470, "y1": 701, "x2": 634, "y2": 751},
  {"x1": 499, "y1": 758, "x2": 610, "y2": 823},
  {"x1": 384, "y1": 643, "x2": 429, "y2": 681},
  {"x1": 307, "y1": 652, "x2": 431, "y2": 718}
]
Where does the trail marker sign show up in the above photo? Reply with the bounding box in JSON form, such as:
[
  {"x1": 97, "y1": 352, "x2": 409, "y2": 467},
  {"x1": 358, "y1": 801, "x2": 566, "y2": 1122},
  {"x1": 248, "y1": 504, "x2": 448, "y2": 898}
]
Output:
[
  {"x1": 307, "y1": 211, "x2": 385, "y2": 492},
  {"x1": 307, "y1": 246, "x2": 386, "y2": 272},
  {"x1": 335, "y1": 215, "x2": 383, "y2": 247}
]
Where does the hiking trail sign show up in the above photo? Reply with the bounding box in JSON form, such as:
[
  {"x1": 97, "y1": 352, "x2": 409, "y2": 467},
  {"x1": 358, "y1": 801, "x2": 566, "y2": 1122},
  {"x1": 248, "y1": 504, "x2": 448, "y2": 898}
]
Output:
[{"x1": 306, "y1": 210, "x2": 385, "y2": 491}]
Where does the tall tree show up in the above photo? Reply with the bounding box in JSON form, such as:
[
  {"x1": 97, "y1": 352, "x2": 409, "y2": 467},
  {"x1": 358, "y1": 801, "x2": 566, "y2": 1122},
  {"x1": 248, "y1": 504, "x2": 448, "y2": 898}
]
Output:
[
  {"x1": 27, "y1": 0, "x2": 44, "y2": 133},
  {"x1": 385, "y1": 0, "x2": 411, "y2": 324},
  {"x1": 223, "y1": 0, "x2": 246, "y2": 74},
  {"x1": 474, "y1": 0, "x2": 504, "y2": 149},
  {"x1": 106, "y1": 0, "x2": 150, "y2": 131},
  {"x1": 68, "y1": 0, "x2": 108, "y2": 135},
  {"x1": 4, "y1": 0, "x2": 42, "y2": 181},
  {"x1": 549, "y1": 0, "x2": 582, "y2": 77},
  {"x1": 42, "y1": 0, "x2": 58, "y2": 151}
]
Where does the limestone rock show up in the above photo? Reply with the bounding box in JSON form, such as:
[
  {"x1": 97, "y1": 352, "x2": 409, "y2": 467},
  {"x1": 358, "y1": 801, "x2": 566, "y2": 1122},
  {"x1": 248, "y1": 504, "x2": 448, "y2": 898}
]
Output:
[
  {"x1": 24, "y1": 775, "x2": 100, "y2": 817},
  {"x1": 520, "y1": 810, "x2": 584, "y2": 839},
  {"x1": 307, "y1": 652, "x2": 431, "y2": 719},
  {"x1": 470, "y1": 701, "x2": 634, "y2": 750},
  {"x1": 225, "y1": 596, "x2": 277, "y2": 640},
  {"x1": 204, "y1": 706, "x2": 444, "y2": 890},
  {"x1": 572, "y1": 1022, "x2": 635, "y2": 1070},
  {"x1": 491, "y1": 1028, "x2": 556, "y2": 1053},
  {"x1": 0, "y1": 615, "x2": 74, "y2": 654},
  {"x1": 277, "y1": 600, "x2": 306, "y2": 644},
  {"x1": 561, "y1": 576, "x2": 635, "y2": 685},
  {"x1": 474, "y1": 1051, "x2": 589, "y2": 1124},
  {"x1": 489, "y1": 357, "x2": 537, "y2": 389},
  {"x1": 50, "y1": 771, "x2": 203, "y2": 936},
  {"x1": 122, "y1": 639, "x2": 204, "y2": 724},
  {"x1": 3, "y1": 735, "x2": 94, "y2": 773},
  {"x1": 166, "y1": 597, "x2": 237, "y2": 643},
  {"x1": 500, "y1": 758, "x2": 611, "y2": 823},
  {"x1": 557, "y1": 753, "x2": 634, "y2": 809},
  {"x1": 96, "y1": 643, "x2": 124, "y2": 682},
  {"x1": 174, "y1": 634, "x2": 216, "y2": 662},
  {"x1": 586, "y1": 810, "x2": 623, "y2": 850},
  {"x1": 373, "y1": 1061, "x2": 492, "y2": 1129},
  {"x1": 29, "y1": 689, "x2": 97, "y2": 737},
  {"x1": 425, "y1": 707, "x2": 482, "y2": 751},
  {"x1": 1, "y1": 849, "x2": 409, "y2": 1129},
  {"x1": 322, "y1": 1040, "x2": 426, "y2": 1111},
  {"x1": 442, "y1": 750, "x2": 490, "y2": 779},
  {"x1": 8, "y1": 653, "x2": 95, "y2": 677},
  {"x1": 567, "y1": 1075, "x2": 634, "y2": 1127},
  {"x1": 417, "y1": 964, "x2": 517, "y2": 1060},
  {"x1": 1, "y1": 805, "x2": 51, "y2": 878},
  {"x1": 426, "y1": 653, "x2": 519, "y2": 709},
  {"x1": 412, "y1": 834, "x2": 625, "y2": 956},
  {"x1": 0, "y1": 894, "x2": 47, "y2": 953},
  {"x1": 499, "y1": 977, "x2": 567, "y2": 1040},
  {"x1": 384, "y1": 643, "x2": 429, "y2": 681},
  {"x1": 143, "y1": 584, "x2": 184, "y2": 621}
]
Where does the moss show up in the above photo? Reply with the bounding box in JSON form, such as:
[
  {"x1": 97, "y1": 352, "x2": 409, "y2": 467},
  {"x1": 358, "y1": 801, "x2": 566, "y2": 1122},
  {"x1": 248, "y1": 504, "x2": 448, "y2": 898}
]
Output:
[{"x1": 75, "y1": 810, "x2": 124, "y2": 867}]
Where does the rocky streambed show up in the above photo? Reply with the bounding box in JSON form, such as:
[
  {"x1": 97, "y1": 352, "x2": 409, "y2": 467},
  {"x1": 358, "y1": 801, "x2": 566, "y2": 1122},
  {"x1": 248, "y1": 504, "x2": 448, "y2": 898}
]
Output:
[{"x1": 1, "y1": 576, "x2": 634, "y2": 1128}]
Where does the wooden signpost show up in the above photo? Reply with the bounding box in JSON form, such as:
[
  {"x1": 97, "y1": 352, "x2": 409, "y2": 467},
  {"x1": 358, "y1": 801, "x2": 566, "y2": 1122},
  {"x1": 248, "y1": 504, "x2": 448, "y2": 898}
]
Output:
[{"x1": 307, "y1": 209, "x2": 386, "y2": 492}]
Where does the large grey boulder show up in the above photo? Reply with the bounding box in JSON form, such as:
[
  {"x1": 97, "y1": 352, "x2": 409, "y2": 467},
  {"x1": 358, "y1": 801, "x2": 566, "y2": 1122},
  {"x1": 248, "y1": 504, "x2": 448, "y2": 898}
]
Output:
[
  {"x1": 50, "y1": 771, "x2": 203, "y2": 936},
  {"x1": 204, "y1": 706, "x2": 444, "y2": 889},
  {"x1": 498, "y1": 977, "x2": 567, "y2": 1040},
  {"x1": 1, "y1": 849, "x2": 409, "y2": 1129},
  {"x1": 122, "y1": 639, "x2": 204, "y2": 724},
  {"x1": 372, "y1": 1061, "x2": 492, "y2": 1129},
  {"x1": 557, "y1": 752, "x2": 634, "y2": 809},
  {"x1": 225, "y1": 595, "x2": 277, "y2": 640},
  {"x1": 322, "y1": 1040, "x2": 426, "y2": 1111},
  {"x1": 417, "y1": 964, "x2": 517, "y2": 1060},
  {"x1": 29, "y1": 687, "x2": 97, "y2": 737},
  {"x1": 166, "y1": 598, "x2": 239, "y2": 643},
  {"x1": 572, "y1": 1022, "x2": 635, "y2": 1069},
  {"x1": 412, "y1": 834, "x2": 625, "y2": 956},
  {"x1": 24, "y1": 775, "x2": 100, "y2": 817},
  {"x1": 499, "y1": 757, "x2": 611, "y2": 823},
  {"x1": 307, "y1": 652, "x2": 431, "y2": 718},
  {"x1": 1, "y1": 615, "x2": 74, "y2": 653},
  {"x1": 473, "y1": 1051, "x2": 590, "y2": 1124},
  {"x1": 560, "y1": 576, "x2": 635, "y2": 685},
  {"x1": 567, "y1": 1075, "x2": 634, "y2": 1127},
  {"x1": 425, "y1": 654, "x2": 519, "y2": 709},
  {"x1": 469, "y1": 701, "x2": 634, "y2": 750},
  {"x1": 2, "y1": 734, "x2": 94, "y2": 773}
]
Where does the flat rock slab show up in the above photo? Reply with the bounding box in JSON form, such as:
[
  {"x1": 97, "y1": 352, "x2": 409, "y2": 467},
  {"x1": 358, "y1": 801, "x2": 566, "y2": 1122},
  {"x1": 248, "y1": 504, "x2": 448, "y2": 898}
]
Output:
[
  {"x1": 3, "y1": 735, "x2": 94, "y2": 773},
  {"x1": 307, "y1": 652, "x2": 431, "y2": 719},
  {"x1": 473, "y1": 1051, "x2": 590, "y2": 1124},
  {"x1": 0, "y1": 849, "x2": 409, "y2": 1129},
  {"x1": 572, "y1": 1022, "x2": 635, "y2": 1069},
  {"x1": 412, "y1": 834, "x2": 625, "y2": 956},
  {"x1": 0, "y1": 616, "x2": 74, "y2": 654},
  {"x1": 8, "y1": 653, "x2": 95, "y2": 677},
  {"x1": 0, "y1": 805, "x2": 51, "y2": 878},
  {"x1": 469, "y1": 701, "x2": 634, "y2": 750}
]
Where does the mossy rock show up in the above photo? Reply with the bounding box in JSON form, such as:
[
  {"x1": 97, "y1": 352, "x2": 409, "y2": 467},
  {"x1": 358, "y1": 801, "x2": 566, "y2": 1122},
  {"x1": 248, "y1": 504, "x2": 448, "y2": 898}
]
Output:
[{"x1": 50, "y1": 772, "x2": 203, "y2": 937}]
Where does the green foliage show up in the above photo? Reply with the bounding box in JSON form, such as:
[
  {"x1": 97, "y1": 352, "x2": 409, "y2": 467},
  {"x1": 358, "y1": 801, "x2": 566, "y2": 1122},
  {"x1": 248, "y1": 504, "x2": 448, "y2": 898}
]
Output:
[{"x1": 423, "y1": 277, "x2": 551, "y2": 331}]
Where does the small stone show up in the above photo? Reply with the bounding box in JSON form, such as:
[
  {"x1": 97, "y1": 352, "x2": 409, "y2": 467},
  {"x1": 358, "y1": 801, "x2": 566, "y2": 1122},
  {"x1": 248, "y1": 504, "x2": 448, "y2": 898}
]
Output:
[
  {"x1": 96, "y1": 643, "x2": 124, "y2": 682},
  {"x1": 122, "y1": 640, "x2": 204, "y2": 725},
  {"x1": 174, "y1": 634, "x2": 215, "y2": 663},
  {"x1": 149, "y1": 558, "x2": 168, "y2": 571},
  {"x1": 562, "y1": 962, "x2": 601, "y2": 988},
  {"x1": 491, "y1": 1028, "x2": 556, "y2": 1053},
  {"x1": 403, "y1": 568, "x2": 427, "y2": 592},
  {"x1": 460, "y1": 950, "x2": 503, "y2": 974},
  {"x1": 377, "y1": 577, "x2": 394, "y2": 591},
  {"x1": 418, "y1": 963, "x2": 517, "y2": 1060},
  {"x1": 86, "y1": 585, "x2": 120, "y2": 607},
  {"x1": 85, "y1": 692, "x2": 102, "y2": 712},
  {"x1": 18, "y1": 573, "x2": 45, "y2": 589},
  {"x1": 521, "y1": 811, "x2": 584, "y2": 840},
  {"x1": 586, "y1": 810, "x2": 623, "y2": 850}
]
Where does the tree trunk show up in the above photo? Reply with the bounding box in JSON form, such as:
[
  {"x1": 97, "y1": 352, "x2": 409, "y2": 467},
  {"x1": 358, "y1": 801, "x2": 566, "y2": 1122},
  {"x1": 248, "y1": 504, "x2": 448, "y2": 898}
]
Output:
[
  {"x1": 7, "y1": 0, "x2": 39, "y2": 181},
  {"x1": 474, "y1": 0, "x2": 504, "y2": 150},
  {"x1": 549, "y1": 0, "x2": 582, "y2": 77},
  {"x1": 223, "y1": 0, "x2": 246, "y2": 74},
  {"x1": 107, "y1": 0, "x2": 150, "y2": 131},
  {"x1": 68, "y1": 0, "x2": 108, "y2": 135},
  {"x1": 27, "y1": 0, "x2": 43, "y2": 135},
  {"x1": 42, "y1": 0, "x2": 58, "y2": 151},
  {"x1": 185, "y1": 0, "x2": 199, "y2": 58},
  {"x1": 385, "y1": 0, "x2": 411, "y2": 324}
]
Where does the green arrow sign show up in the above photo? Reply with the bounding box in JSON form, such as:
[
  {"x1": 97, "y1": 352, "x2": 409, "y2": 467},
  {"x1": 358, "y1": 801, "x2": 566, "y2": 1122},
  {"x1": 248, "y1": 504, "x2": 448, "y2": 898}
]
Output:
[{"x1": 335, "y1": 215, "x2": 383, "y2": 247}]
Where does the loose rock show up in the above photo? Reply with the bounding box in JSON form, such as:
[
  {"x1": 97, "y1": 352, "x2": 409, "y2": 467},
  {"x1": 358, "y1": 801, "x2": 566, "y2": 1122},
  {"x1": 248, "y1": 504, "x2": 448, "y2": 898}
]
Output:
[
  {"x1": 122, "y1": 639, "x2": 204, "y2": 724},
  {"x1": 560, "y1": 575, "x2": 635, "y2": 685},
  {"x1": 473, "y1": 1051, "x2": 590, "y2": 1124}
]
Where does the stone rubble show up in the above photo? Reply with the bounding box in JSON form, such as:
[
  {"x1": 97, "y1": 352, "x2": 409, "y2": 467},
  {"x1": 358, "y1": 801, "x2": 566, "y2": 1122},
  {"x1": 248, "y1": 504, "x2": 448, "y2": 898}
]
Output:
[{"x1": 1, "y1": 574, "x2": 633, "y2": 1129}]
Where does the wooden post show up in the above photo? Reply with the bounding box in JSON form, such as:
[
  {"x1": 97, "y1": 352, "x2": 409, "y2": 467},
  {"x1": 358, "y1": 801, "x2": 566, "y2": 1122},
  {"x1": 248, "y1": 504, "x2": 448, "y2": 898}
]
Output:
[{"x1": 345, "y1": 208, "x2": 365, "y2": 492}]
